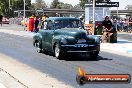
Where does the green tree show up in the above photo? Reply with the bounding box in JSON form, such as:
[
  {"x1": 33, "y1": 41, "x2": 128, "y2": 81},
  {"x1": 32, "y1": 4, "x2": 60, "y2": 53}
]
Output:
[
  {"x1": 79, "y1": 0, "x2": 86, "y2": 9},
  {"x1": 0, "y1": 0, "x2": 32, "y2": 17},
  {"x1": 26, "y1": 0, "x2": 32, "y2": 10},
  {"x1": 0, "y1": 0, "x2": 10, "y2": 16},
  {"x1": 74, "y1": 4, "x2": 82, "y2": 10},
  {"x1": 34, "y1": 0, "x2": 47, "y2": 10},
  {"x1": 59, "y1": 2, "x2": 73, "y2": 9},
  {"x1": 50, "y1": 0, "x2": 61, "y2": 9},
  {"x1": 0, "y1": 0, "x2": 5, "y2": 14},
  {"x1": 12, "y1": 0, "x2": 31, "y2": 10},
  {"x1": 11, "y1": 0, "x2": 32, "y2": 17}
]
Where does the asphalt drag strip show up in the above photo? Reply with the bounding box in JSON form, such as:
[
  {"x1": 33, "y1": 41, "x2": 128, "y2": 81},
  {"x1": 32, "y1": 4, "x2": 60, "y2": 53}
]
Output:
[{"x1": 0, "y1": 32, "x2": 132, "y2": 88}]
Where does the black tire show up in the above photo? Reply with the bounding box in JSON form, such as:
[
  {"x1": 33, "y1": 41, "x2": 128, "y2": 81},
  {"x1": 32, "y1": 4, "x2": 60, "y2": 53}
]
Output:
[
  {"x1": 35, "y1": 41, "x2": 42, "y2": 53},
  {"x1": 54, "y1": 44, "x2": 63, "y2": 59},
  {"x1": 90, "y1": 51, "x2": 99, "y2": 60}
]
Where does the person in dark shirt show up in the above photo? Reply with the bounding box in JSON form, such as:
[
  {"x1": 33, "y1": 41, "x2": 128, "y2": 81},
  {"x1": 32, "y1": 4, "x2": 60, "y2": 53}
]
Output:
[
  {"x1": 102, "y1": 16, "x2": 112, "y2": 32},
  {"x1": 34, "y1": 16, "x2": 39, "y2": 33},
  {"x1": 0, "y1": 14, "x2": 3, "y2": 26},
  {"x1": 128, "y1": 18, "x2": 132, "y2": 32},
  {"x1": 102, "y1": 16, "x2": 117, "y2": 43}
]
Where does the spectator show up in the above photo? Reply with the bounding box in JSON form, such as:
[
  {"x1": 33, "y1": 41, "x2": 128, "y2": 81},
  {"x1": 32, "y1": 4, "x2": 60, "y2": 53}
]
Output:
[
  {"x1": 42, "y1": 14, "x2": 48, "y2": 21},
  {"x1": 95, "y1": 22, "x2": 102, "y2": 35},
  {"x1": 128, "y1": 18, "x2": 132, "y2": 32},
  {"x1": 123, "y1": 19, "x2": 128, "y2": 32},
  {"x1": 102, "y1": 16, "x2": 113, "y2": 32},
  {"x1": 119, "y1": 19, "x2": 124, "y2": 31},
  {"x1": 112, "y1": 19, "x2": 117, "y2": 29},
  {"x1": 34, "y1": 16, "x2": 39, "y2": 33},
  {"x1": 102, "y1": 16, "x2": 117, "y2": 43}
]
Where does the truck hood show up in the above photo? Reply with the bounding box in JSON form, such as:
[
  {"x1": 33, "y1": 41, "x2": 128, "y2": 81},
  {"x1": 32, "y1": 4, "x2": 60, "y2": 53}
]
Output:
[{"x1": 55, "y1": 28, "x2": 88, "y2": 39}]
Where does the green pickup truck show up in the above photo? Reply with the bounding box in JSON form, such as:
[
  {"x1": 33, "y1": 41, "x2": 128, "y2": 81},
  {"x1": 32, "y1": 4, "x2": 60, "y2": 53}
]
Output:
[{"x1": 33, "y1": 17, "x2": 100, "y2": 60}]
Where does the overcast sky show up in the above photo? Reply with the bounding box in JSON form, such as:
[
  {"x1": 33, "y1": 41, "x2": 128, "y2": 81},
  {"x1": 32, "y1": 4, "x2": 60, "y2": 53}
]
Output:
[{"x1": 31, "y1": 0, "x2": 132, "y2": 9}]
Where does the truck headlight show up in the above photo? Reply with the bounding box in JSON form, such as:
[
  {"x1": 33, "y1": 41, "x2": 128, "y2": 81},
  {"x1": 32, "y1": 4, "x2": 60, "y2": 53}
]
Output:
[{"x1": 61, "y1": 38, "x2": 67, "y2": 44}]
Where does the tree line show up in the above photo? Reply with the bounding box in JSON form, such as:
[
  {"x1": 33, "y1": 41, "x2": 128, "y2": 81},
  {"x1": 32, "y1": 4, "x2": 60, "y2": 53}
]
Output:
[
  {"x1": 0, "y1": 0, "x2": 31, "y2": 17},
  {"x1": 0, "y1": 0, "x2": 84, "y2": 17},
  {"x1": 32, "y1": 0, "x2": 82, "y2": 10},
  {"x1": 0, "y1": 0, "x2": 131, "y2": 17}
]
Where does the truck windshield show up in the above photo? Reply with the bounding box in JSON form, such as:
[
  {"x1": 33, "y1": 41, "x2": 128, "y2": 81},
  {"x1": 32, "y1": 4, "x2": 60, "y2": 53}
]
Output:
[{"x1": 54, "y1": 19, "x2": 83, "y2": 29}]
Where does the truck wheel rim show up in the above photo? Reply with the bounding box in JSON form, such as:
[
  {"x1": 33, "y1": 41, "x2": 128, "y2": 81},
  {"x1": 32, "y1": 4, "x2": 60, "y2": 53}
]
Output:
[
  {"x1": 55, "y1": 46, "x2": 60, "y2": 57},
  {"x1": 36, "y1": 42, "x2": 40, "y2": 47}
]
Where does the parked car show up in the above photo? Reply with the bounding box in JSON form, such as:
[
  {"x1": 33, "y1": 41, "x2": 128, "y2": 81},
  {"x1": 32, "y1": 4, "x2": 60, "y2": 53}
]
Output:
[
  {"x1": 2, "y1": 17, "x2": 9, "y2": 24},
  {"x1": 33, "y1": 17, "x2": 100, "y2": 60}
]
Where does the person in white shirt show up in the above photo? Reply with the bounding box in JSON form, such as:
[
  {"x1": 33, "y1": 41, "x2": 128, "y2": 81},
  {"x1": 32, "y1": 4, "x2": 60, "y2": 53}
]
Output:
[{"x1": 123, "y1": 19, "x2": 128, "y2": 32}]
